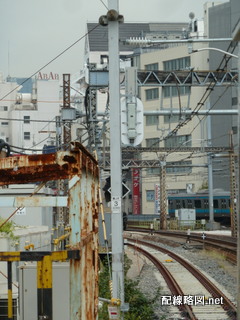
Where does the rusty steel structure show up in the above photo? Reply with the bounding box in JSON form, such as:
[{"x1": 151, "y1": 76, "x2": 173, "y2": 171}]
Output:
[{"x1": 0, "y1": 142, "x2": 99, "y2": 320}]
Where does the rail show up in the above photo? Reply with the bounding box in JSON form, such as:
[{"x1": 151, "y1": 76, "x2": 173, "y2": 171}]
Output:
[
  {"x1": 127, "y1": 219, "x2": 206, "y2": 231},
  {"x1": 126, "y1": 237, "x2": 237, "y2": 319},
  {"x1": 127, "y1": 242, "x2": 198, "y2": 320}
]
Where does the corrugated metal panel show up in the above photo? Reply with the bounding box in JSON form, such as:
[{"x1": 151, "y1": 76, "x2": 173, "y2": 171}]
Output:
[
  {"x1": 87, "y1": 22, "x2": 189, "y2": 52},
  {"x1": 87, "y1": 22, "x2": 150, "y2": 51},
  {"x1": 149, "y1": 22, "x2": 188, "y2": 32},
  {"x1": 69, "y1": 156, "x2": 99, "y2": 319}
]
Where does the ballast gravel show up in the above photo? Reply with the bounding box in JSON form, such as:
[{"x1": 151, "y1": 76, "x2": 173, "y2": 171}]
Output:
[{"x1": 130, "y1": 240, "x2": 237, "y2": 320}]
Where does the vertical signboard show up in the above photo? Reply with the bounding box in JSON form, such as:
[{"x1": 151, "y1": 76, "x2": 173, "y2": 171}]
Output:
[
  {"x1": 132, "y1": 169, "x2": 141, "y2": 215},
  {"x1": 154, "y1": 184, "x2": 160, "y2": 214}
]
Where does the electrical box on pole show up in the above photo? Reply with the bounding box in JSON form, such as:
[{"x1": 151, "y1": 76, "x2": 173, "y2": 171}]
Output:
[{"x1": 121, "y1": 67, "x2": 143, "y2": 146}]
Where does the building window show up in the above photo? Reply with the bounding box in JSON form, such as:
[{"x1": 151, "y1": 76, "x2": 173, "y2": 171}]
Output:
[
  {"x1": 163, "y1": 86, "x2": 190, "y2": 98},
  {"x1": 1, "y1": 122, "x2": 8, "y2": 126},
  {"x1": 146, "y1": 138, "x2": 159, "y2": 148},
  {"x1": 232, "y1": 126, "x2": 237, "y2": 134},
  {"x1": 24, "y1": 116, "x2": 30, "y2": 124},
  {"x1": 163, "y1": 57, "x2": 190, "y2": 71},
  {"x1": 164, "y1": 112, "x2": 191, "y2": 123},
  {"x1": 145, "y1": 63, "x2": 159, "y2": 71},
  {"x1": 145, "y1": 88, "x2": 159, "y2": 101},
  {"x1": 100, "y1": 55, "x2": 108, "y2": 64},
  {"x1": 146, "y1": 167, "x2": 160, "y2": 175},
  {"x1": 146, "y1": 115, "x2": 159, "y2": 126},
  {"x1": 232, "y1": 97, "x2": 238, "y2": 106},
  {"x1": 164, "y1": 135, "x2": 191, "y2": 148},
  {"x1": 166, "y1": 160, "x2": 192, "y2": 174},
  {"x1": 0, "y1": 106, "x2": 8, "y2": 111},
  {"x1": 164, "y1": 114, "x2": 179, "y2": 123},
  {"x1": 194, "y1": 200, "x2": 201, "y2": 208},
  {"x1": 163, "y1": 57, "x2": 190, "y2": 98},
  {"x1": 24, "y1": 132, "x2": 30, "y2": 140},
  {"x1": 146, "y1": 190, "x2": 154, "y2": 201}
]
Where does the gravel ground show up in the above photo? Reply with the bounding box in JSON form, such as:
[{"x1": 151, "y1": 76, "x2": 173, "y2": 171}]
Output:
[{"x1": 127, "y1": 237, "x2": 237, "y2": 320}]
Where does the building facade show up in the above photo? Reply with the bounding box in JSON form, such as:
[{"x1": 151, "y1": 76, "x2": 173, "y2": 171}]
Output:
[
  {"x1": 135, "y1": 42, "x2": 210, "y2": 214},
  {"x1": 0, "y1": 76, "x2": 61, "y2": 155}
]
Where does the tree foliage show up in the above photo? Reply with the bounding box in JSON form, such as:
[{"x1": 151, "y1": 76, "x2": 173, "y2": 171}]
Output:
[
  {"x1": 98, "y1": 255, "x2": 160, "y2": 320},
  {"x1": 0, "y1": 218, "x2": 19, "y2": 243}
]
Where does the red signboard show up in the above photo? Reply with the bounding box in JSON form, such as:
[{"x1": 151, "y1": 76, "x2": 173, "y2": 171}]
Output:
[{"x1": 132, "y1": 168, "x2": 141, "y2": 215}]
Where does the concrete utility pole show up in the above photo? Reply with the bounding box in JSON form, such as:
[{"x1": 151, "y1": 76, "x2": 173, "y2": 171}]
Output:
[
  {"x1": 206, "y1": 103, "x2": 214, "y2": 228},
  {"x1": 101, "y1": 0, "x2": 126, "y2": 315}
]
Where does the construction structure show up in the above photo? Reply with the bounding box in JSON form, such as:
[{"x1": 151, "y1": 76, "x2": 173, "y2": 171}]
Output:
[{"x1": 0, "y1": 141, "x2": 99, "y2": 320}]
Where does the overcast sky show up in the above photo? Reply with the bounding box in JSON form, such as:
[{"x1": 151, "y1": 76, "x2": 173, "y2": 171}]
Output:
[{"x1": 0, "y1": 0, "x2": 228, "y2": 78}]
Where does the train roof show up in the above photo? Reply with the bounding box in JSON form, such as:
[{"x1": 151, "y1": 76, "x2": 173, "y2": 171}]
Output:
[{"x1": 168, "y1": 191, "x2": 230, "y2": 198}]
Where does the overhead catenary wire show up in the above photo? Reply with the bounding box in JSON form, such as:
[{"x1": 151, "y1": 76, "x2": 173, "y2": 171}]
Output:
[
  {"x1": 144, "y1": 40, "x2": 238, "y2": 169},
  {"x1": 163, "y1": 41, "x2": 238, "y2": 143}
]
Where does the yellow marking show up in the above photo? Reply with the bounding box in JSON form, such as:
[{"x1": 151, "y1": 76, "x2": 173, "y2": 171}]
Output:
[
  {"x1": 37, "y1": 256, "x2": 52, "y2": 289},
  {"x1": 0, "y1": 252, "x2": 20, "y2": 261},
  {"x1": 51, "y1": 251, "x2": 68, "y2": 261}
]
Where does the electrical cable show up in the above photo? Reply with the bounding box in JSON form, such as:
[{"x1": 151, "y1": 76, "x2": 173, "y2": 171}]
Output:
[
  {"x1": 144, "y1": 41, "x2": 238, "y2": 170},
  {"x1": 0, "y1": 182, "x2": 46, "y2": 229},
  {"x1": 163, "y1": 41, "x2": 238, "y2": 142},
  {"x1": 0, "y1": 24, "x2": 100, "y2": 103},
  {"x1": 99, "y1": 0, "x2": 108, "y2": 10},
  {"x1": 0, "y1": 117, "x2": 56, "y2": 123}
]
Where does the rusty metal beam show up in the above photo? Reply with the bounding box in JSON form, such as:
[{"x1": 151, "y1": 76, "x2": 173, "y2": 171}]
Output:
[
  {"x1": 0, "y1": 142, "x2": 98, "y2": 186},
  {"x1": 0, "y1": 141, "x2": 99, "y2": 320},
  {"x1": 0, "y1": 196, "x2": 67, "y2": 207}
]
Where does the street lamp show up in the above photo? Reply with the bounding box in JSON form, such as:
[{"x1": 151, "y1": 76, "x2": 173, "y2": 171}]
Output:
[{"x1": 190, "y1": 47, "x2": 239, "y2": 59}]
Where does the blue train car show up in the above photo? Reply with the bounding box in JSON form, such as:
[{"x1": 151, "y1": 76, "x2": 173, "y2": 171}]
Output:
[{"x1": 168, "y1": 191, "x2": 230, "y2": 220}]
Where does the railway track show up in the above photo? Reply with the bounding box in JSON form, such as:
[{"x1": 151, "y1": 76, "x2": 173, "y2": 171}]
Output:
[
  {"x1": 127, "y1": 227, "x2": 237, "y2": 264},
  {"x1": 126, "y1": 236, "x2": 237, "y2": 320}
]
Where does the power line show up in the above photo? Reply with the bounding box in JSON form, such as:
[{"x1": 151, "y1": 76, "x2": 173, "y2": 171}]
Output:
[
  {"x1": 163, "y1": 41, "x2": 238, "y2": 141},
  {"x1": 99, "y1": 0, "x2": 108, "y2": 10},
  {"x1": 0, "y1": 117, "x2": 56, "y2": 123},
  {"x1": 0, "y1": 24, "x2": 100, "y2": 103}
]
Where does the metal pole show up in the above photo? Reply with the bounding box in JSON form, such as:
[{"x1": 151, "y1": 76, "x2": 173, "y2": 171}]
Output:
[
  {"x1": 108, "y1": 0, "x2": 125, "y2": 312},
  {"x1": 37, "y1": 256, "x2": 52, "y2": 320},
  {"x1": 207, "y1": 103, "x2": 214, "y2": 227},
  {"x1": 7, "y1": 261, "x2": 13, "y2": 320}
]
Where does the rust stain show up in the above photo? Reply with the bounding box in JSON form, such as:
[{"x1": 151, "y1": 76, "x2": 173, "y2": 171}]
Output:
[
  {"x1": 0, "y1": 143, "x2": 99, "y2": 319},
  {"x1": 63, "y1": 155, "x2": 77, "y2": 164},
  {"x1": 62, "y1": 163, "x2": 69, "y2": 171}
]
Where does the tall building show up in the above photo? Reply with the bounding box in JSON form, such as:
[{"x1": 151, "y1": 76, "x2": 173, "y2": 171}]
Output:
[
  {"x1": 208, "y1": 1, "x2": 237, "y2": 191},
  {"x1": 133, "y1": 31, "x2": 210, "y2": 214},
  {"x1": 80, "y1": 2, "x2": 237, "y2": 215},
  {"x1": 0, "y1": 75, "x2": 61, "y2": 154}
]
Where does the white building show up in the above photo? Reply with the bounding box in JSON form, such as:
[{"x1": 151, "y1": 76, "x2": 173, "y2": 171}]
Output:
[{"x1": 0, "y1": 76, "x2": 61, "y2": 154}]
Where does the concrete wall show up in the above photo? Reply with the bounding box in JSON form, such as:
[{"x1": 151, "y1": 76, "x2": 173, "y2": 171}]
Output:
[{"x1": 209, "y1": 2, "x2": 235, "y2": 191}]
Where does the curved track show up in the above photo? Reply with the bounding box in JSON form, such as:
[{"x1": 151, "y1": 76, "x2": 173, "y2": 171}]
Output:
[
  {"x1": 127, "y1": 227, "x2": 237, "y2": 263},
  {"x1": 126, "y1": 236, "x2": 237, "y2": 320}
]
